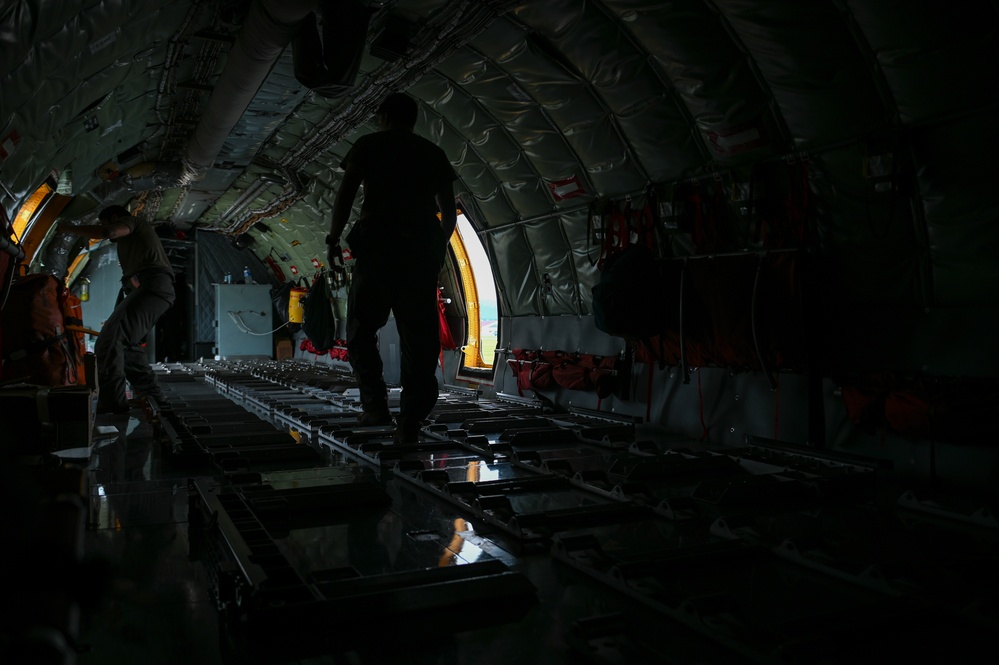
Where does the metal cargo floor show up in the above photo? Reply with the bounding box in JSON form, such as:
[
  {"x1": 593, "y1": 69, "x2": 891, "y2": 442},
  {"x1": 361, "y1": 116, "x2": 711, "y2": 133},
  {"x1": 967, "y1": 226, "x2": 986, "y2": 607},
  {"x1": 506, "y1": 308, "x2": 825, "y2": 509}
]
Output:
[{"x1": 61, "y1": 359, "x2": 999, "y2": 665}]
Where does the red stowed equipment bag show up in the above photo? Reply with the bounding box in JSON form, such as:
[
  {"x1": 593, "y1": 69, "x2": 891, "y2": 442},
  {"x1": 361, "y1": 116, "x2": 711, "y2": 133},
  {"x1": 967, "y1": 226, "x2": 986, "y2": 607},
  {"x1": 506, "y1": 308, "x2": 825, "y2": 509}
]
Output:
[
  {"x1": 1, "y1": 274, "x2": 81, "y2": 385},
  {"x1": 58, "y1": 286, "x2": 87, "y2": 384}
]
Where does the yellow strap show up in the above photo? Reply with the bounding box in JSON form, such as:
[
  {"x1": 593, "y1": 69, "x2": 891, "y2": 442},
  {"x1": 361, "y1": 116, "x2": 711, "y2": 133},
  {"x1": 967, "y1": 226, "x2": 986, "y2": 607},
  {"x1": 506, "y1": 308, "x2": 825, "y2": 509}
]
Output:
[{"x1": 66, "y1": 325, "x2": 101, "y2": 336}]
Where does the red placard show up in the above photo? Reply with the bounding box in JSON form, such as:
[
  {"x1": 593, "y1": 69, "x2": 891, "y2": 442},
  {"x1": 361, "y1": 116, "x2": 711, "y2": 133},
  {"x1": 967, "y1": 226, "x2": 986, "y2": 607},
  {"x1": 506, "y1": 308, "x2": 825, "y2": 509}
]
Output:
[
  {"x1": 547, "y1": 175, "x2": 585, "y2": 202},
  {"x1": 0, "y1": 130, "x2": 20, "y2": 160},
  {"x1": 706, "y1": 120, "x2": 769, "y2": 156}
]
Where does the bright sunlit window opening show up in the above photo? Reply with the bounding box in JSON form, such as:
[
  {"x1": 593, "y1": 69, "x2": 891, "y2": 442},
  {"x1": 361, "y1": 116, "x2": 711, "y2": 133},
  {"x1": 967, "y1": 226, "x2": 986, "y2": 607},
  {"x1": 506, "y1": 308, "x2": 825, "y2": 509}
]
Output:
[{"x1": 453, "y1": 213, "x2": 498, "y2": 370}]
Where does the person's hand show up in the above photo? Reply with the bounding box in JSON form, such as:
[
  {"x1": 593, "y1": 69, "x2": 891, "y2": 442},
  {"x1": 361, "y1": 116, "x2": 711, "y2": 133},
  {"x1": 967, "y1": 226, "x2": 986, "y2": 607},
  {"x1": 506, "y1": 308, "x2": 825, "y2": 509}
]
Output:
[{"x1": 326, "y1": 242, "x2": 343, "y2": 267}]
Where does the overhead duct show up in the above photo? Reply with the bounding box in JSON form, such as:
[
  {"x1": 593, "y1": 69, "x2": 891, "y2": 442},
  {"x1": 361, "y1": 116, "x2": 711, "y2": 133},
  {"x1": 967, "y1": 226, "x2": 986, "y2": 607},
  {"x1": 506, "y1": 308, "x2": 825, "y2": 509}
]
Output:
[
  {"x1": 41, "y1": 161, "x2": 187, "y2": 276},
  {"x1": 97, "y1": 162, "x2": 186, "y2": 203},
  {"x1": 48, "y1": 1, "x2": 316, "y2": 259},
  {"x1": 182, "y1": 0, "x2": 318, "y2": 183}
]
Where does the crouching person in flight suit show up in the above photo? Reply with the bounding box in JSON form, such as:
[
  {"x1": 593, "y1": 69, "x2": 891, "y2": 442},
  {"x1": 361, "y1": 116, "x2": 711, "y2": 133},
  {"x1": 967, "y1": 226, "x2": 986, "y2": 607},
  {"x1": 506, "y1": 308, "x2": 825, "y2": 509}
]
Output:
[
  {"x1": 60, "y1": 205, "x2": 175, "y2": 414},
  {"x1": 326, "y1": 92, "x2": 457, "y2": 444}
]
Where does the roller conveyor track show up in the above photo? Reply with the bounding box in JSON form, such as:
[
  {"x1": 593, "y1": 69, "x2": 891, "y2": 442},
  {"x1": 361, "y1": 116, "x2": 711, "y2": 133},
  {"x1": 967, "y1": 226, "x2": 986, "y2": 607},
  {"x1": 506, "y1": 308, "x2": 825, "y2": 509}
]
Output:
[
  {"x1": 188, "y1": 476, "x2": 537, "y2": 663},
  {"x1": 134, "y1": 360, "x2": 999, "y2": 664}
]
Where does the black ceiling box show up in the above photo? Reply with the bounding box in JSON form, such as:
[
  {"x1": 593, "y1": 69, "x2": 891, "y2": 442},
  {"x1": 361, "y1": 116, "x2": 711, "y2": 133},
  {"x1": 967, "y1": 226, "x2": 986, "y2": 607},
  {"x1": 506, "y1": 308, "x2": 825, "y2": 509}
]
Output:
[
  {"x1": 369, "y1": 14, "x2": 415, "y2": 62},
  {"x1": 292, "y1": 1, "x2": 375, "y2": 98}
]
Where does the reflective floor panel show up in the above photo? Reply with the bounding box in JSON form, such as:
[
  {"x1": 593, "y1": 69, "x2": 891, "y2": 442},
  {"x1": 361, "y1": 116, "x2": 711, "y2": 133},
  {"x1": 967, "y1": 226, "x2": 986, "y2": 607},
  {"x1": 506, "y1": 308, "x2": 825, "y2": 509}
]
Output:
[{"x1": 12, "y1": 360, "x2": 983, "y2": 665}]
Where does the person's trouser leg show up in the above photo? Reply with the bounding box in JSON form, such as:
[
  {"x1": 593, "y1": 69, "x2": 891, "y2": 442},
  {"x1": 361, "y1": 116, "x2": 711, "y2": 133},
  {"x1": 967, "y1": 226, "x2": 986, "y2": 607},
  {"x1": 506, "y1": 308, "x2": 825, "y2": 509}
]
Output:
[
  {"x1": 392, "y1": 264, "x2": 441, "y2": 436},
  {"x1": 95, "y1": 276, "x2": 173, "y2": 409},
  {"x1": 121, "y1": 274, "x2": 175, "y2": 401},
  {"x1": 346, "y1": 260, "x2": 392, "y2": 415},
  {"x1": 123, "y1": 343, "x2": 161, "y2": 399},
  {"x1": 123, "y1": 273, "x2": 175, "y2": 400},
  {"x1": 95, "y1": 304, "x2": 129, "y2": 410}
]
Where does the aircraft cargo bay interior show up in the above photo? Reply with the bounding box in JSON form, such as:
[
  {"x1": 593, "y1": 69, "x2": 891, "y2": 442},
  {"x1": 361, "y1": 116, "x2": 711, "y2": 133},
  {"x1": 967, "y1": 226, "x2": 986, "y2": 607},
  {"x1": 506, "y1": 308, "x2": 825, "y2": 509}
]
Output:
[{"x1": 2, "y1": 1, "x2": 997, "y2": 663}]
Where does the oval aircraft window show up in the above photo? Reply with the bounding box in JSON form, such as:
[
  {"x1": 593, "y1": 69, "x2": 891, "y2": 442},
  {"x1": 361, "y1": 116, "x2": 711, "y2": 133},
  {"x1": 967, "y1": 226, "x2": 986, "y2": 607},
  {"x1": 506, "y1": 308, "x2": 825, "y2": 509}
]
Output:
[{"x1": 450, "y1": 212, "x2": 498, "y2": 375}]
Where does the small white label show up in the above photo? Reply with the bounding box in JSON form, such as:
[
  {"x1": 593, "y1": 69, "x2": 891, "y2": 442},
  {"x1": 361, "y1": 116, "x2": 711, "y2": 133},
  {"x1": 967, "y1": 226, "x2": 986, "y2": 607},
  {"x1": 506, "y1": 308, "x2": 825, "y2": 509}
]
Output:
[
  {"x1": 553, "y1": 181, "x2": 580, "y2": 197},
  {"x1": 100, "y1": 119, "x2": 123, "y2": 136},
  {"x1": 714, "y1": 127, "x2": 760, "y2": 150},
  {"x1": 89, "y1": 29, "x2": 120, "y2": 54},
  {"x1": 506, "y1": 84, "x2": 531, "y2": 103}
]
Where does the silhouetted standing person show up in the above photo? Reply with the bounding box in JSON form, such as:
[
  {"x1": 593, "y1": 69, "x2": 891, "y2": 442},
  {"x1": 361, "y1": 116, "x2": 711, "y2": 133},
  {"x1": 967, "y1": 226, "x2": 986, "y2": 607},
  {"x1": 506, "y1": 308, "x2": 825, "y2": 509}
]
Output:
[
  {"x1": 60, "y1": 205, "x2": 175, "y2": 414},
  {"x1": 326, "y1": 92, "x2": 457, "y2": 443}
]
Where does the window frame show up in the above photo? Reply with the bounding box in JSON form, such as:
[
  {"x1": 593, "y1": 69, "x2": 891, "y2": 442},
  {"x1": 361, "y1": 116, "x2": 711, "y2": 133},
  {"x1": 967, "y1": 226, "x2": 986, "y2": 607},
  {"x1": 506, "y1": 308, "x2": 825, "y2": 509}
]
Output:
[{"x1": 448, "y1": 209, "x2": 499, "y2": 383}]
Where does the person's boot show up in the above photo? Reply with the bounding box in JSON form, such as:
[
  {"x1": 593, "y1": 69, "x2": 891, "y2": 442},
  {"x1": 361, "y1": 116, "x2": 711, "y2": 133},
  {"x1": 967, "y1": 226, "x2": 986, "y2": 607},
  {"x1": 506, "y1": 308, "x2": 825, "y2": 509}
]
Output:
[
  {"x1": 96, "y1": 401, "x2": 131, "y2": 415},
  {"x1": 393, "y1": 417, "x2": 421, "y2": 444},
  {"x1": 356, "y1": 408, "x2": 392, "y2": 426}
]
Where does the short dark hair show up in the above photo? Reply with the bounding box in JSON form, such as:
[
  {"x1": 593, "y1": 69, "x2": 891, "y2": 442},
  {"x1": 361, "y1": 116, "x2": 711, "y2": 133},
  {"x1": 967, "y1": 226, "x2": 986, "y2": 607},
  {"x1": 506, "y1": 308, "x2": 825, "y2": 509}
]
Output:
[
  {"x1": 377, "y1": 92, "x2": 418, "y2": 129},
  {"x1": 98, "y1": 204, "x2": 131, "y2": 221}
]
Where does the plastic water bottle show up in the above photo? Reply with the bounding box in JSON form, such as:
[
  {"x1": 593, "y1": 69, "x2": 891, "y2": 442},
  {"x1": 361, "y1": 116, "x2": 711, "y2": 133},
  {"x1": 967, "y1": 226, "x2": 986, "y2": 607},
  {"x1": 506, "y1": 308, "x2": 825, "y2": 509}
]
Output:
[{"x1": 243, "y1": 266, "x2": 253, "y2": 284}]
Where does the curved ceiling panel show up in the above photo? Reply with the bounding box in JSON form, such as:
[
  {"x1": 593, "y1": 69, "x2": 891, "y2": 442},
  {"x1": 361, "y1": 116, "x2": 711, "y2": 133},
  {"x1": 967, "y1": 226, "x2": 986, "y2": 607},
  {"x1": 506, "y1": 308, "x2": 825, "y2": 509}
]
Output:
[
  {"x1": 412, "y1": 70, "x2": 552, "y2": 222},
  {"x1": 2, "y1": 0, "x2": 997, "y2": 337},
  {"x1": 612, "y1": 2, "x2": 783, "y2": 161},
  {"x1": 847, "y1": 0, "x2": 999, "y2": 126},
  {"x1": 716, "y1": 0, "x2": 888, "y2": 144},
  {"x1": 501, "y1": 25, "x2": 649, "y2": 196},
  {"x1": 1, "y1": 1, "x2": 205, "y2": 202}
]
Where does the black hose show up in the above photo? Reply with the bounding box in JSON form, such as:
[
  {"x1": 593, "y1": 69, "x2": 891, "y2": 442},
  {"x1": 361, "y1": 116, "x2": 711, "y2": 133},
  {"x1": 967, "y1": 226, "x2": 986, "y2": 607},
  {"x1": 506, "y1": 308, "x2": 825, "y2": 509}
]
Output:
[{"x1": 0, "y1": 234, "x2": 25, "y2": 259}]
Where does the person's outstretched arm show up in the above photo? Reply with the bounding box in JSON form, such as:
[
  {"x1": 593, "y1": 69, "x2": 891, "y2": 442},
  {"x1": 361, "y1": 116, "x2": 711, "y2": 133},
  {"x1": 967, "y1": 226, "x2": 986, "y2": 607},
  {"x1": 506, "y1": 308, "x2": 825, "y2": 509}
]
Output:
[
  {"x1": 59, "y1": 218, "x2": 131, "y2": 240},
  {"x1": 327, "y1": 163, "x2": 362, "y2": 264}
]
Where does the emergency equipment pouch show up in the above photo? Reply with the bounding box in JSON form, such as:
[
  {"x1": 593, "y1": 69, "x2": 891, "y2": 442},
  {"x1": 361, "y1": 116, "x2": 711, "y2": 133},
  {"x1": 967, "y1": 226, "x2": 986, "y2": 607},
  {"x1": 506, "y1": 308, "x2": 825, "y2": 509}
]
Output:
[
  {"x1": 1, "y1": 274, "x2": 80, "y2": 385},
  {"x1": 301, "y1": 272, "x2": 338, "y2": 352}
]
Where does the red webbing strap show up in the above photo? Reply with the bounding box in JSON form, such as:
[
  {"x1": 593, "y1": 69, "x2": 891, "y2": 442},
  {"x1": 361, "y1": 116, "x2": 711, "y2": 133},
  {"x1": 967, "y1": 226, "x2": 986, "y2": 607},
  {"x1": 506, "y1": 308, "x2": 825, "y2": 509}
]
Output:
[
  {"x1": 632, "y1": 201, "x2": 657, "y2": 252},
  {"x1": 708, "y1": 179, "x2": 727, "y2": 251},
  {"x1": 644, "y1": 184, "x2": 659, "y2": 252},
  {"x1": 696, "y1": 349, "x2": 708, "y2": 441},
  {"x1": 507, "y1": 360, "x2": 522, "y2": 396},
  {"x1": 598, "y1": 204, "x2": 629, "y2": 269},
  {"x1": 646, "y1": 363, "x2": 654, "y2": 423},
  {"x1": 798, "y1": 159, "x2": 810, "y2": 242},
  {"x1": 774, "y1": 373, "x2": 781, "y2": 440},
  {"x1": 690, "y1": 188, "x2": 705, "y2": 250},
  {"x1": 438, "y1": 292, "x2": 457, "y2": 350},
  {"x1": 587, "y1": 200, "x2": 600, "y2": 264}
]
